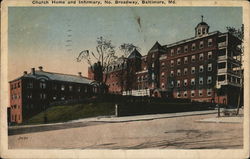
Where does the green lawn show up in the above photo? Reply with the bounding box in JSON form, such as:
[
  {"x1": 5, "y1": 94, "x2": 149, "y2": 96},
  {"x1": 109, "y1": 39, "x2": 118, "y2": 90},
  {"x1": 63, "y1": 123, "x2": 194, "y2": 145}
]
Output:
[{"x1": 25, "y1": 102, "x2": 115, "y2": 124}]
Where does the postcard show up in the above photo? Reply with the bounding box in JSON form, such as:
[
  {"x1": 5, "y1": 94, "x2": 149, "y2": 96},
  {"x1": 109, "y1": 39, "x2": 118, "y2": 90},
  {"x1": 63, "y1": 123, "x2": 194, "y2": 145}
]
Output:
[{"x1": 1, "y1": 0, "x2": 249, "y2": 158}]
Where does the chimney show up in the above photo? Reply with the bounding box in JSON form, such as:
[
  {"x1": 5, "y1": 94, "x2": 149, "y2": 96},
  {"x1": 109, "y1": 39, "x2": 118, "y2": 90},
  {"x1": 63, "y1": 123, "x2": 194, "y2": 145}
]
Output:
[
  {"x1": 31, "y1": 68, "x2": 35, "y2": 75},
  {"x1": 23, "y1": 71, "x2": 27, "y2": 75},
  {"x1": 38, "y1": 66, "x2": 43, "y2": 71},
  {"x1": 78, "y1": 72, "x2": 82, "y2": 77}
]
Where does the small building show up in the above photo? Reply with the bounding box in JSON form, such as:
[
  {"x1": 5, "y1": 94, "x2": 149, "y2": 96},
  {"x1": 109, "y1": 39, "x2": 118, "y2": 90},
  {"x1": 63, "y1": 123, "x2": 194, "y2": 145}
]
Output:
[{"x1": 9, "y1": 66, "x2": 100, "y2": 124}]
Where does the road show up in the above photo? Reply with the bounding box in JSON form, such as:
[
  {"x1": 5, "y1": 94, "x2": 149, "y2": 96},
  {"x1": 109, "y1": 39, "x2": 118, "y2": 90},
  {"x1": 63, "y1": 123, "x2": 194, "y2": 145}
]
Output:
[{"x1": 8, "y1": 112, "x2": 243, "y2": 149}]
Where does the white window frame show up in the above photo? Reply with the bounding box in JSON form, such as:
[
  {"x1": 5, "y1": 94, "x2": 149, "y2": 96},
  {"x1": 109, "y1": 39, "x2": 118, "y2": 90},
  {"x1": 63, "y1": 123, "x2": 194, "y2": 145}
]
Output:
[
  {"x1": 191, "y1": 78, "x2": 195, "y2": 85},
  {"x1": 208, "y1": 51, "x2": 212, "y2": 59},
  {"x1": 191, "y1": 55, "x2": 196, "y2": 62},
  {"x1": 183, "y1": 91, "x2": 187, "y2": 97},
  {"x1": 207, "y1": 76, "x2": 212, "y2": 84},
  {"x1": 199, "y1": 77, "x2": 204, "y2": 85},
  {"x1": 177, "y1": 69, "x2": 181, "y2": 76},
  {"x1": 184, "y1": 57, "x2": 188, "y2": 64},
  {"x1": 171, "y1": 49, "x2": 174, "y2": 56},
  {"x1": 192, "y1": 43, "x2": 196, "y2": 51},
  {"x1": 171, "y1": 60, "x2": 174, "y2": 67},
  {"x1": 208, "y1": 63, "x2": 212, "y2": 71},
  {"x1": 177, "y1": 80, "x2": 181, "y2": 87},
  {"x1": 199, "y1": 53, "x2": 204, "y2": 60},
  {"x1": 184, "y1": 45, "x2": 188, "y2": 52},
  {"x1": 207, "y1": 88, "x2": 212, "y2": 96},
  {"x1": 184, "y1": 79, "x2": 188, "y2": 86},
  {"x1": 208, "y1": 39, "x2": 213, "y2": 47},
  {"x1": 177, "y1": 58, "x2": 181, "y2": 65},
  {"x1": 170, "y1": 70, "x2": 174, "y2": 77},
  {"x1": 177, "y1": 47, "x2": 181, "y2": 54},
  {"x1": 191, "y1": 90, "x2": 195, "y2": 97},
  {"x1": 184, "y1": 68, "x2": 188, "y2": 75},
  {"x1": 191, "y1": 67, "x2": 196, "y2": 74},
  {"x1": 199, "y1": 41, "x2": 204, "y2": 49},
  {"x1": 199, "y1": 65, "x2": 204, "y2": 73},
  {"x1": 199, "y1": 90, "x2": 203, "y2": 97}
]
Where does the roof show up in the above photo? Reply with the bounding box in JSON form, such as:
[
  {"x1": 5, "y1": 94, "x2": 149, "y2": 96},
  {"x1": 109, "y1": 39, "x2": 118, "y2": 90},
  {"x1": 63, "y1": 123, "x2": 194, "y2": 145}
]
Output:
[
  {"x1": 10, "y1": 70, "x2": 93, "y2": 84},
  {"x1": 128, "y1": 48, "x2": 142, "y2": 59},
  {"x1": 164, "y1": 31, "x2": 220, "y2": 48},
  {"x1": 148, "y1": 41, "x2": 166, "y2": 53},
  {"x1": 196, "y1": 21, "x2": 209, "y2": 27}
]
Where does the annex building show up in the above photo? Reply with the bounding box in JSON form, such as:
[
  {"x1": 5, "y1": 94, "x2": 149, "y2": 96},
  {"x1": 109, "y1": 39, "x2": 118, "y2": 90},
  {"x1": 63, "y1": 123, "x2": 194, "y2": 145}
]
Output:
[
  {"x1": 89, "y1": 18, "x2": 243, "y2": 106},
  {"x1": 9, "y1": 66, "x2": 100, "y2": 123}
]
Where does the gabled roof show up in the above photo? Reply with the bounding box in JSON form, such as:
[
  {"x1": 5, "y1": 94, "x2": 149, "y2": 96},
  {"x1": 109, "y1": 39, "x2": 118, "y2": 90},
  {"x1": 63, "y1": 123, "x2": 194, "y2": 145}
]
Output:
[
  {"x1": 148, "y1": 41, "x2": 166, "y2": 53},
  {"x1": 128, "y1": 48, "x2": 142, "y2": 59},
  {"x1": 10, "y1": 70, "x2": 93, "y2": 84}
]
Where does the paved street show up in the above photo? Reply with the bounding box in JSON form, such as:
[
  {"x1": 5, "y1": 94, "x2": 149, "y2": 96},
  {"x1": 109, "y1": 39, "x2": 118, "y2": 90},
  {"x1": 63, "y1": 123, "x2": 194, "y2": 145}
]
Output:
[{"x1": 8, "y1": 111, "x2": 243, "y2": 149}]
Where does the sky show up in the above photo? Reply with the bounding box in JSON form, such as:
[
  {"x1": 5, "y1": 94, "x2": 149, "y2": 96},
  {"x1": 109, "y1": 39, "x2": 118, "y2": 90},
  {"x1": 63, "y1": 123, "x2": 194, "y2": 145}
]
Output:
[{"x1": 8, "y1": 7, "x2": 242, "y2": 80}]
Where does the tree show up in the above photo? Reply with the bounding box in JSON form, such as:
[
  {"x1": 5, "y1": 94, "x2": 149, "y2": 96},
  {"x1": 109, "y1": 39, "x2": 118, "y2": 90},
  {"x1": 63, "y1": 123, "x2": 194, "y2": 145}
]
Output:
[
  {"x1": 76, "y1": 36, "x2": 118, "y2": 84},
  {"x1": 118, "y1": 43, "x2": 139, "y2": 94}
]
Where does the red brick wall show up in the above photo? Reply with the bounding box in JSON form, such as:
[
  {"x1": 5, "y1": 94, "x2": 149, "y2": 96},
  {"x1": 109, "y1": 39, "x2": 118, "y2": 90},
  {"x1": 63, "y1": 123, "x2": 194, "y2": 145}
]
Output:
[{"x1": 9, "y1": 79, "x2": 22, "y2": 123}]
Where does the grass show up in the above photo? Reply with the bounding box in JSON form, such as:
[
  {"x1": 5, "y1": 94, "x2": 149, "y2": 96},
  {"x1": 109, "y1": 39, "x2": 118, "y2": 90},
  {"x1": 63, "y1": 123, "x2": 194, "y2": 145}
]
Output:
[{"x1": 25, "y1": 102, "x2": 115, "y2": 124}]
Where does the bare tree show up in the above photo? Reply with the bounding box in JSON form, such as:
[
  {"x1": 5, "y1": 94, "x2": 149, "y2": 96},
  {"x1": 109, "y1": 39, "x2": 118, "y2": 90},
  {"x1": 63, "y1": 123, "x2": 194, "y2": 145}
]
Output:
[
  {"x1": 77, "y1": 36, "x2": 118, "y2": 84},
  {"x1": 118, "y1": 43, "x2": 140, "y2": 95}
]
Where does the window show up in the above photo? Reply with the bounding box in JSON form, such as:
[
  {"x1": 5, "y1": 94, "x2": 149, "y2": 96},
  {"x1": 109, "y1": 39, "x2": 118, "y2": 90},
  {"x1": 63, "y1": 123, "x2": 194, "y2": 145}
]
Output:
[
  {"x1": 151, "y1": 63, "x2": 154, "y2": 68},
  {"x1": 61, "y1": 97, "x2": 65, "y2": 100},
  {"x1": 184, "y1": 79, "x2": 188, "y2": 86},
  {"x1": 199, "y1": 90, "x2": 203, "y2": 97},
  {"x1": 171, "y1": 49, "x2": 174, "y2": 56},
  {"x1": 184, "y1": 45, "x2": 188, "y2": 52},
  {"x1": 199, "y1": 41, "x2": 204, "y2": 49},
  {"x1": 27, "y1": 93, "x2": 32, "y2": 99},
  {"x1": 184, "y1": 68, "x2": 188, "y2": 75},
  {"x1": 191, "y1": 78, "x2": 195, "y2": 85},
  {"x1": 191, "y1": 55, "x2": 196, "y2": 62},
  {"x1": 161, "y1": 83, "x2": 165, "y2": 89},
  {"x1": 218, "y1": 49, "x2": 226, "y2": 56},
  {"x1": 40, "y1": 82, "x2": 46, "y2": 89},
  {"x1": 53, "y1": 96, "x2": 57, "y2": 100},
  {"x1": 69, "y1": 85, "x2": 73, "y2": 91},
  {"x1": 171, "y1": 60, "x2": 174, "y2": 67},
  {"x1": 161, "y1": 72, "x2": 165, "y2": 78},
  {"x1": 183, "y1": 91, "x2": 187, "y2": 97},
  {"x1": 77, "y1": 87, "x2": 81, "y2": 92},
  {"x1": 144, "y1": 66, "x2": 146, "y2": 70},
  {"x1": 177, "y1": 91, "x2": 181, "y2": 98},
  {"x1": 61, "y1": 85, "x2": 65, "y2": 91},
  {"x1": 152, "y1": 54, "x2": 155, "y2": 58},
  {"x1": 208, "y1": 39, "x2": 212, "y2": 47},
  {"x1": 177, "y1": 58, "x2": 181, "y2": 65},
  {"x1": 27, "y1": 82, "x2": 33, "y2": 88},
  {"x1": 161, "y1": 62, "x2": 165, "y2": 67},
  {"x1": 177, "y1": 47, "x2": 181, "y2": 54},
  {"x1": 208, "y1": 63, "x2": 212, "y2": 71},
  {"x1": 192, "y1": 43, "x2": 196, "y2": 51},
  {"x1": 218, "y1": 75, "x2": 226, "y2": 81},
  {"x1": 199, "y1": 53, "x2": 204, "y2": 60},
  {"x1": 170, "y1": 81, "x2": 174, "y2": 87},
  {"x1": 199, "y1": 77, "x2": 203, "y2": 85},
  {"x1": 152, "y1": 73, "x2": 155, "y2": 80},
  {"x1": 207, "y1": 76, "x2": 212, "y2": 84},
  {"x1": 199, "y1": 65, "x2": 204, "y2": 73},
  {"x1": 177, "y1": 69, "x2": 181, "y2": 76},
  {"x1": 137, "y1": 77, "x2": 141, "y2": 82},
  {"x1": 218, "y1": 62, "x2": 226, "y2": 69},
  {"x1": 191, "y1": 90, "x2": 195, "y2": 97},
  {"x1": 184, "y1": 57, "x2": 188, "y2": 64},
  {"x1": 207, "y1": 88, "x2": 212, "y2": 96},
  {"x1": 177, "y1": 80, "x2": 181, "y2": 87},
  {"x1": 170, "y1": 71, "x2": 174, "y2": 77},
  {"x1": 208, "y1": 51, "x2": 212, "y2": 59},
  {"x1": 191, "y1": 67, "x2": 196, "y2": 74}
]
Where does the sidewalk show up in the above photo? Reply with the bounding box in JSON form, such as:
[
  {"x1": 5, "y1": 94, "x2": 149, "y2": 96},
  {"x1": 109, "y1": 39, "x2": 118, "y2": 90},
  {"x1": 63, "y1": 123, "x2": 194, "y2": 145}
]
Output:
[
  {"x1": 9, "y1": 110, "x2": 218, "y2": 129},
  {"x1": 198, "y1": 116, "x2": 243, "y2": 123}
]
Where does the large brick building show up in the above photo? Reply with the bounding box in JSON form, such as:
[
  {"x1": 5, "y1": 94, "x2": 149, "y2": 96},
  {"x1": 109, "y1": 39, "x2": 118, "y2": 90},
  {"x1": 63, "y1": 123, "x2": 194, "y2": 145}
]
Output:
[
  {"x1": 89, "y1": 19, "x2": 243, "y2": 106},
  {"x1": 9, "y1": 66, "x2": 99, "y2": 123}
]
